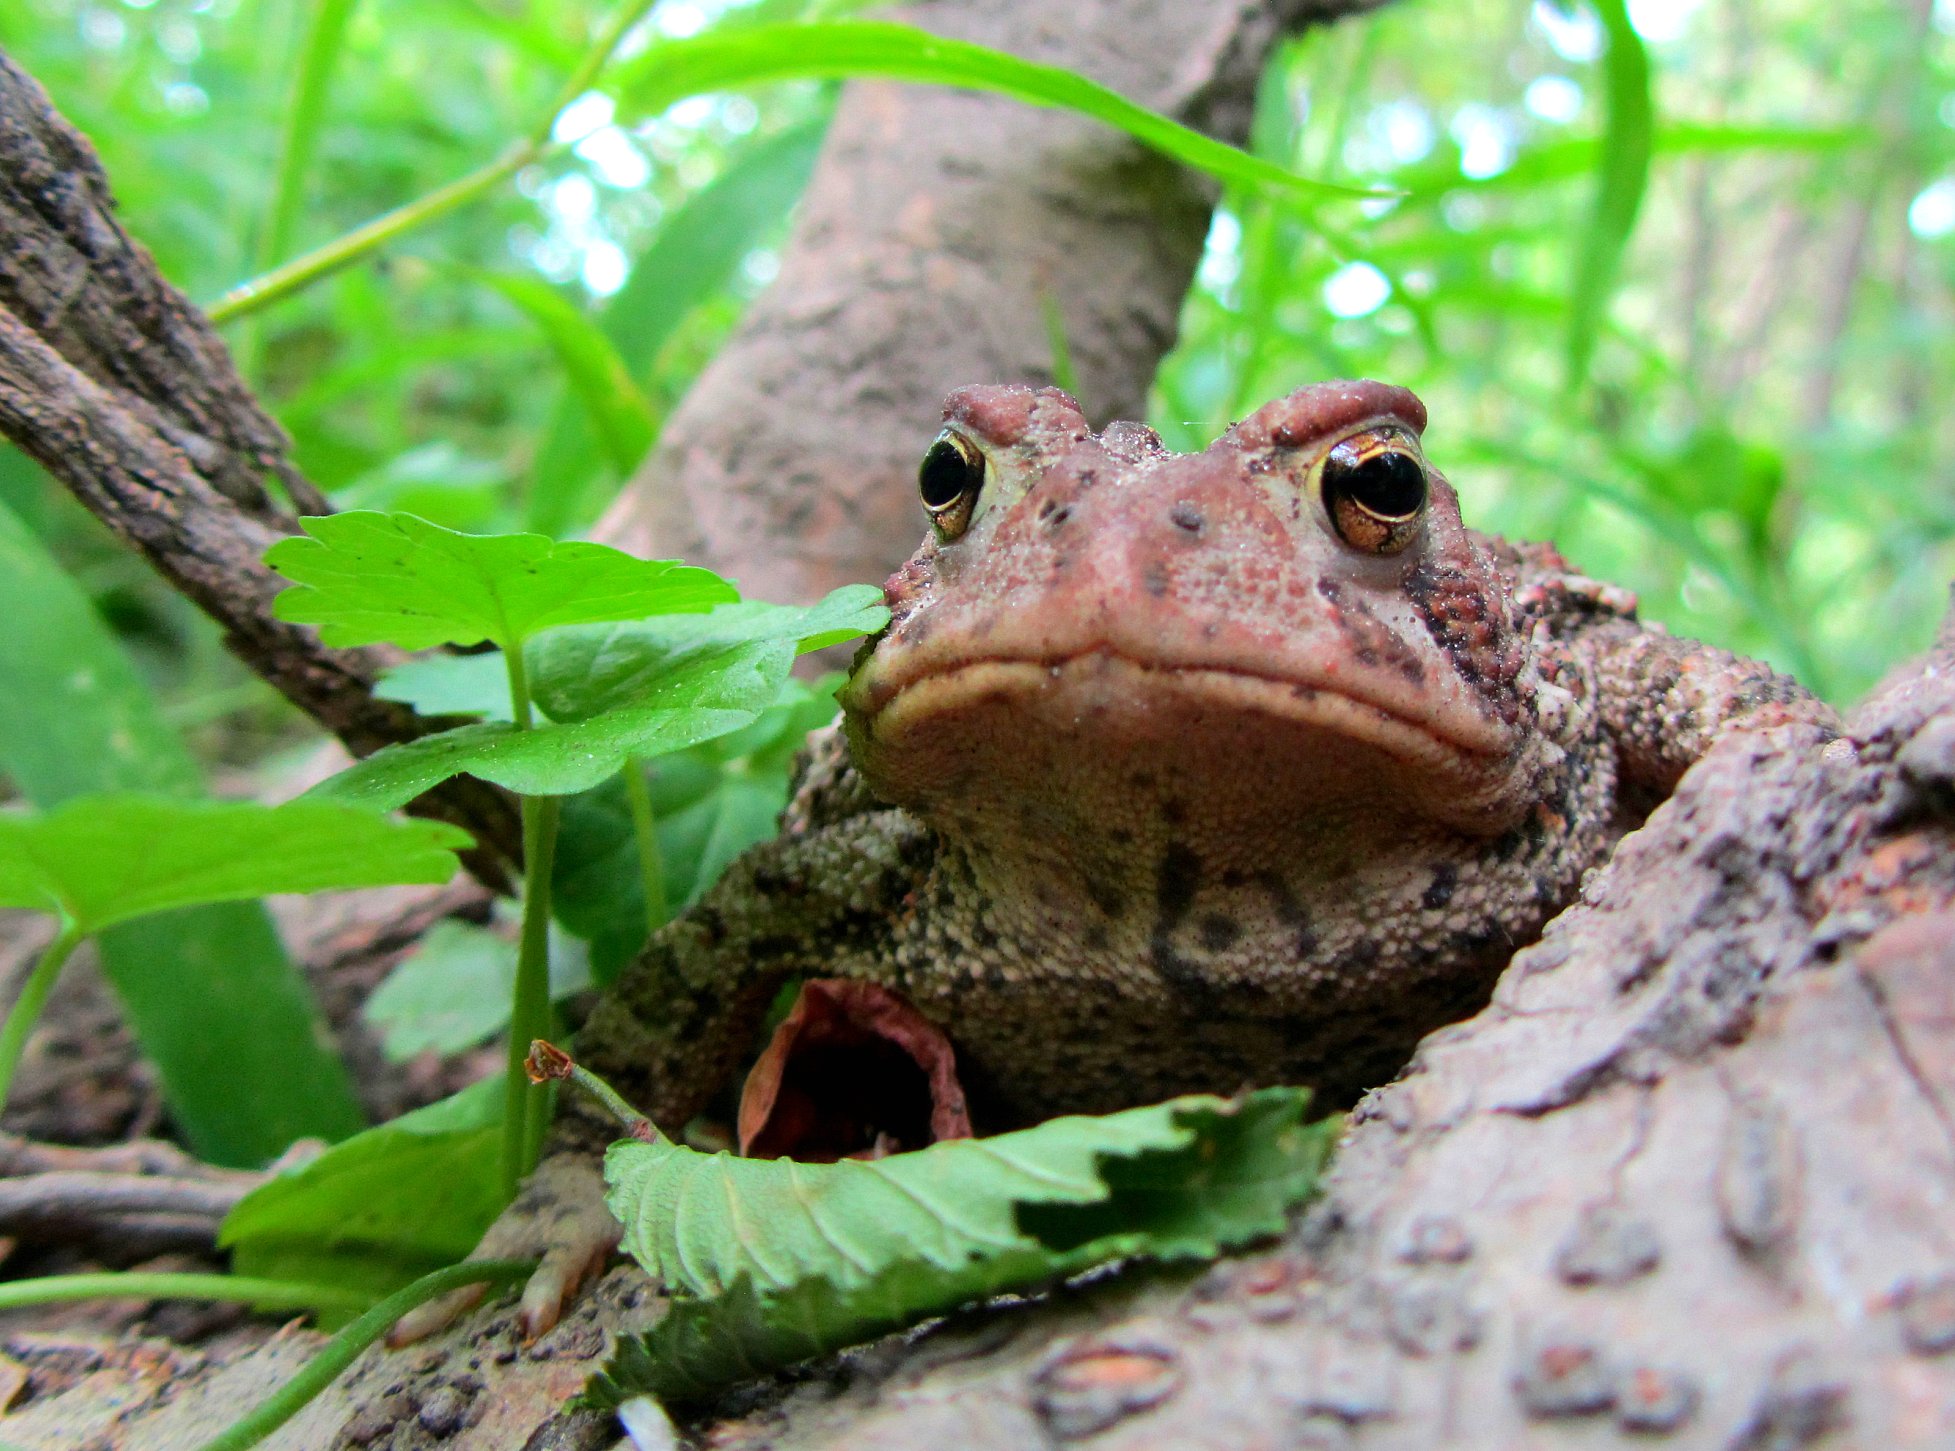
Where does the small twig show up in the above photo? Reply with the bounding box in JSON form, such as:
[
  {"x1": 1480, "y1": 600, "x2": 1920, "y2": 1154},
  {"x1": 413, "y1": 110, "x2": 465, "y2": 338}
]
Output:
[
  {"x1": 0, "y1": 1132, "x2": 263, "y2": 1185},
  {"x1": 0, "y1": 1170, "x2": 260, "y2": 1240}
]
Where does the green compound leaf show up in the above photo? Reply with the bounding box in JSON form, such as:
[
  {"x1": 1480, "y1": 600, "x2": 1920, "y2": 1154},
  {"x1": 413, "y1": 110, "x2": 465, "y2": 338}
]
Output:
[
  {"x1": 586, "y1": 1088, "x2": 1332, "y2": 1408},
  {"x1": 265, "y1": 511, "x2": 736, "y2": 652},
  {"x1": 310, "y1": 642, "x2": 790, "y2": 808},
  {"x1": 0, "y1": 796, "x2": 469, "y2": 936}
]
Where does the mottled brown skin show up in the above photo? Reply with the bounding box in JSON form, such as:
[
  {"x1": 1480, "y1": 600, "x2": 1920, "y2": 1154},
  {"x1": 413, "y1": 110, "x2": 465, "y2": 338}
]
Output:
[{"x1": 402, "y1": 381, "x2": 1838, "y2": 1339}]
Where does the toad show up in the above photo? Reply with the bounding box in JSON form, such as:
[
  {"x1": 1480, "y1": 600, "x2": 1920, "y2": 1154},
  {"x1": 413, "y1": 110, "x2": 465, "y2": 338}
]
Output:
[{"x1": 403, "y1": 380, "x2": 1837, "y2": 1337}]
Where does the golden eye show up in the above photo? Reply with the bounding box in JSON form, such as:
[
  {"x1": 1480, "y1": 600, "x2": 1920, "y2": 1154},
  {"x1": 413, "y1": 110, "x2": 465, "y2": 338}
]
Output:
[
  {"x1": 1321, "y1": 439, "x2": 1428, "y2": 554},
  {"x1": 917, "y1": 430, "x2": 986, "y2": 539}
]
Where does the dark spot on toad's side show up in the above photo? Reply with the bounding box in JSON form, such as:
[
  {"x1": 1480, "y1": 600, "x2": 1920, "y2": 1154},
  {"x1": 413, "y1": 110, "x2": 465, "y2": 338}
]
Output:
[
  {"x1": 972, "y1": 921, "x2": 999, "y2": 951},
  {"x1": 1155, "y1": 843, "x2": 1201, "y2": 918},
  {"x1": 1149, "y1": 842, "x2": 1213, "y2": 990},
  {"x1": 1143, "y1": 561, "x2": 1170, "y2": 598},
  {"x1": 1422, "y1": 862, "x2": 1458, "y2": 910},
  {"x1": 1331, "y1": 939, "x2": 1381, "y2": 976},
  {"x1": 1198, "y1": 913, "x2": 1242, "y2": 952}
]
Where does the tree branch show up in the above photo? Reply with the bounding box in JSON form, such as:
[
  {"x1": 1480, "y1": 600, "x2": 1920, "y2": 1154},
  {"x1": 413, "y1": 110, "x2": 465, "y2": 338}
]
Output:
[{"x1": 0, "y1": 49, "x2": 517, "y2": 881}]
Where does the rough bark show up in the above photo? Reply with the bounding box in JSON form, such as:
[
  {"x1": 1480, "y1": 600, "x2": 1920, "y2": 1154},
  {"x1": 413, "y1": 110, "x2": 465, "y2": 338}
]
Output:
[
  {"x1": 0, "y1": 50, "x2": 519, "y2": 878},
  {"x1": 594, "y1": 0, "x2": 1388, "y2": 599}
]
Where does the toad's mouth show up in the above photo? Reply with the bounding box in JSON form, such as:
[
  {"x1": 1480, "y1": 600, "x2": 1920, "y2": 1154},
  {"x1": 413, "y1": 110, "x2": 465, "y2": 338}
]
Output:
[
  {"x1": 845, "y1": 647, "x2": 1516, "y2": 765},
  {"x1": 843, "y1": 650, "x2": 1534, "y2": 836}
]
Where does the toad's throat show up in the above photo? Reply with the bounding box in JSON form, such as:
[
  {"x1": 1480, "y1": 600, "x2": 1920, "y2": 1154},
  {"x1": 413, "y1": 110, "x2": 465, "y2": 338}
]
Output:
[{"x1": 848, "y1": 648, "x2": 1515, "y2": 764}]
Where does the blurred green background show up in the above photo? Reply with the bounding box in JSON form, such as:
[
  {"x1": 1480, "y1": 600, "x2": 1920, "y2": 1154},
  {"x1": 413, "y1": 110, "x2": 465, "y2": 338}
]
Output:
[{"x1": 1, "y1": 0, "x2": 1950, "y2": 743}]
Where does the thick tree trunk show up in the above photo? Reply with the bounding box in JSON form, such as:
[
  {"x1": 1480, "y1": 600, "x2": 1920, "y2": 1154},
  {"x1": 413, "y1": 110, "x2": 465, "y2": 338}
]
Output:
[{"x1": 594, "y1": 0, "x2": 1386, "y2": 600}]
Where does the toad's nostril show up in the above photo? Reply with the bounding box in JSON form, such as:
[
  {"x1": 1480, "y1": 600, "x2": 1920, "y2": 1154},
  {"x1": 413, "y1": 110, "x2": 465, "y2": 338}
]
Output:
[{"x1": 1169, "y1": 502, "x2": 1205, "y2": 534}]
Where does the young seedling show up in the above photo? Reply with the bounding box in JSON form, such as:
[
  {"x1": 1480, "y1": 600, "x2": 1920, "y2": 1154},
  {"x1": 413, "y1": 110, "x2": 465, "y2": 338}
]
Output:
[{"x1": 265, "y1": 512, "x2": 889, "y2": 1200}]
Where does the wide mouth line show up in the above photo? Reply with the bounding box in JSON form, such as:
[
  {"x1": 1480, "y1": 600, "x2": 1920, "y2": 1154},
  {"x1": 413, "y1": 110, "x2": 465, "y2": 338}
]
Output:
[{"x1": 862, "y1": 648, "x2": 1506, "y2": 759}]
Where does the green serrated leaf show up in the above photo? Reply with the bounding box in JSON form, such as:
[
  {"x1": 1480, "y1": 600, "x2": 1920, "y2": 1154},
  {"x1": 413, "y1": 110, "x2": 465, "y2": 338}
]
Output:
[
  {"x1": 221, "y1": 1078, "x2": 505, "y2": 1308},
  {"x1": 607, "y1": 1089, "x2": 1321, "y2": 1299},
  {"x1": 265, "y1": 511, "x2": 736, "y2": 652},
  {"x1": 588, "y1": 1089, "x2": 1331, "y2": 1407},
  {"x1": 0, "y1": 796, "x2": 469, "y2": 937},
  {"x1": 309, "y1": 641, "x2": 792, "y2": 807},
  {"x1": 553, "y1": 676, "x2": 838, "y2": 982}
]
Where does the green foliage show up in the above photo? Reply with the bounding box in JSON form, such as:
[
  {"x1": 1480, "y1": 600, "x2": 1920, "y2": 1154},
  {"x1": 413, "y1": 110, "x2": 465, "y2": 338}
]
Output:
[
  {"x1": 587, "y1": 1088, "x2": 1334, "y2": 1407},
  {"x1": 265, "y1": 512, "x2": 734, "y2": 653},
  {"x1": 0, "y1": 796, "x2": 467, "y2": 934},
  {"x1": 311, "y1": 642, "x2": 781, "y2": 807},
  {"x1": 0, "y1": 796, "x2": 468, "y2": 1155},
  {"x1": 610, "y1": 20, "x2": 1377, "y2": 201},
  {"x1": 0, "y1": 493, "x2": 366, "y2": 1163},
  {"x1": 220, "y1": 1080, "x2": 507, "y2": 1306},
  {"x1": 363, "y1": 919, "x2": 593, "y2": 1060},
  {"x1": 555, "y1": 676, "x2": 842, "y2": 982}
]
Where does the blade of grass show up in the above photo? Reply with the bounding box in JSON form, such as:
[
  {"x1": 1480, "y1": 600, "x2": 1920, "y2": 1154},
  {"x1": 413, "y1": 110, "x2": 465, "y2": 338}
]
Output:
[
  {"x1": 1564, "y1": 0, "x2": 1653, "y2": 392},
  {"x1": 465, "y1": 268, "x2": 657, "y2": 477},
  {"x1": 195, "y1": 1260, "x2": 534, "y2": 1451},
  {"x1": 615, "y1": 21, "x2": 1381, "y2": 202}
]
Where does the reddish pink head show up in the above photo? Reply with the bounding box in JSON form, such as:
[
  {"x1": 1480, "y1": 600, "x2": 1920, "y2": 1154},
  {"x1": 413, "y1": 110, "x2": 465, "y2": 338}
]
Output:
[{"x1": 840, "y1": 382, "x2": 1550, "y2": 853}]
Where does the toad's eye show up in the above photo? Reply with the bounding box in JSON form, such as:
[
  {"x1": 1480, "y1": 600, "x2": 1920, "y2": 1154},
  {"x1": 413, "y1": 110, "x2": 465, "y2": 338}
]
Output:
[
  {"x1": 919, "y1": 430, "x2": 986, "y2": 540},
  {"x1": 1321, "y1": 441, "x2": 1428, "y2": 554}
]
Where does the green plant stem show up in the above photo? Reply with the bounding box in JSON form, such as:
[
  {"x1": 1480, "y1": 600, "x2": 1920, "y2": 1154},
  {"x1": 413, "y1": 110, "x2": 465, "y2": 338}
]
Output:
[
  {"x1": 561, "y1": 1057, "x2": 662, "y2": 1140},
  {"x1": 622, "y1": 760, "x2": 668, "y2": 934},
  {"x1": 236, "y1": 0, "x2": 361, "y2": 375},
  {"x1": 532, "y1": 0, "x2": 660, "y2": 151},
  {"x1": 207, "y1": 0, "x2": 659, "y2": 324},
  {"x1": 497, "y1": 640, "x2": 560, "y2": 1200},
  {"x1": 0, "y1": 1272, "x2": 369, "y2": 1317},
  {"x1": 0, "y1": 922, "x2": 83, "y2": 1109},
  {"x1": 514, "y1": 793, "x2": 561, "y2": 1178},
  {"x1": 194, "y1": 1260, "x2": 534, "y2": 1451}
]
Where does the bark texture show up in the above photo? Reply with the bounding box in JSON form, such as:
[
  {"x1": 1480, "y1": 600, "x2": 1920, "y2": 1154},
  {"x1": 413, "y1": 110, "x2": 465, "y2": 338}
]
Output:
[
  {"x1": 687, "y1": 600, "x2": 1955, "y2": 1451},
  {"x1": 595, "y1": 0, "x2": 1386, "y2": 600},
  {"x1": 0, "y1": 50, "x2": 518, "y2": 875}
]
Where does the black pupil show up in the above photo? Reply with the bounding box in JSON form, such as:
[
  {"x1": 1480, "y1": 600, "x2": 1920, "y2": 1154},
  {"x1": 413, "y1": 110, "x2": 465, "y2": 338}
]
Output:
[
  {"x1": 1335, "y1": 450, "x2": 1425, "y2": 517},
  {"x1": 919, "y1": 438, "x2": 980, "y2": 510}
]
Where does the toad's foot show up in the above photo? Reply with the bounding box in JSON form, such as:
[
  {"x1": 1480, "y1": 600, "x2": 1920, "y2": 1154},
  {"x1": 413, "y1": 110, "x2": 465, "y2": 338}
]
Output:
[{"x1": 387, "y1": 1152, "x2": 620, "y2": 1345}]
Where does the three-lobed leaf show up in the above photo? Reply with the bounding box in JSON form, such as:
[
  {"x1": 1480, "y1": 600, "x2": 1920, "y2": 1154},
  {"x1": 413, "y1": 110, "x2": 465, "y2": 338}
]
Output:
[
  {"x1": 588, "y1": 1088, "x2": 1331, "y2": 1407},
  {"x1": 265, "y1": 511, "x2": 736, "y2": 652},
  {"x1": 0, "y1": 796, "x2": 469, "y2": 935}
]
